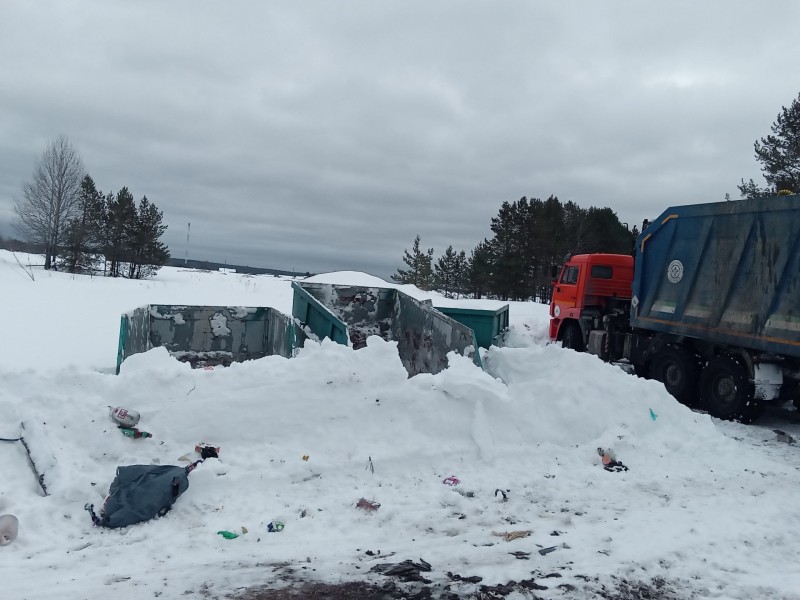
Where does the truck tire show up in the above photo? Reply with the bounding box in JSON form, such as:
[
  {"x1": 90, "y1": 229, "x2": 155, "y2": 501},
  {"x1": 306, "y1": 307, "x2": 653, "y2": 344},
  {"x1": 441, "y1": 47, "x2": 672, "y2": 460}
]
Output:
[
  {"x1": 561, "y1": 322, "x2": 585, "y2": 352},
  {"x1": 649, "y1": 345, "x2": 700, "y2": 407},
  {"x1": 700, "y1": 355, "x2": 760, "y2": 423}
]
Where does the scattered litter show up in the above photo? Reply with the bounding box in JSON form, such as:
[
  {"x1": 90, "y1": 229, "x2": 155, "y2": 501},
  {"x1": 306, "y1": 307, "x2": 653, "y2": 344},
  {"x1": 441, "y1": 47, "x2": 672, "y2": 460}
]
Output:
[
  {"x1": 356, "y1": 498, "x2": 381, "y2": 511},
  {"x1": 366, "y1": 456, "x2": 374, "y2": 474},
  {"x1": 267, "y1": 521, "x2": 285, "y2": 532},
  {"x1": 598, "y1": 447, "x2": 629, "y2": 472},
  {"x1": 508, "y1": 550, "x2": 530, "y2": 559},
  {"x1": 538, "y1": 546, "x2": 558, "y2": 555},
  {"x1": 649, "y1": 408, "x2": 658, "y2": 421},
  {"x1": 442, "y1": 476, "x2": 460, "y2": 486},
  {"x1": 454, "y1": 488, "x2": 475, "y2": 498},
  {"x1": 293, "y1": 472, "x2": 322, "y2": 484},
  {"x1": 495, "y1": 488, "x2": 509, "y2": 501},
  {"x1": 119, "y1": 427, "x2": 152, "y2": 439},
  {"x1": 491, "y1": 530, "x2": 531, "y2": 542},
  {"x1": 85, "y1": 463, "x2": 199, "y2": 528},
  {"x1": 0, "y1": 514, "x2": 19, "y2": 546},
  {"x1": 109, "y1": 406, "x2": 139, "y2": 428},
  {"x1": 195, "y1": 444, "x2": 220, "y2": 459},
  {"x1": 371, "y1": 558, "x2": 432, "y2": 583},
  {"x1": 773, "y1": 429, "x2": 796, "y2": 445},
  {"x1": 217, "y1": 530, "x2": 238, "y2": 539},
  {"x1": 446, "y1": 572, "x2": 482, "y2": 584},
  {"x1": 241, "y1": 526, "x2": 248, "y2": 534},
  {"x1": 302, "y1": 454, "x2": 310, "y2": 461},
  {"x1": 110, "y1": 408, "x2": 154, "y2": 440}
]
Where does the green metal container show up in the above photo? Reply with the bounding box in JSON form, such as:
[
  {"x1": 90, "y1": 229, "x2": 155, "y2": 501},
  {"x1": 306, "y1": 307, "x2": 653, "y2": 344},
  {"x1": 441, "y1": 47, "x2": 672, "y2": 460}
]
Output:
[
  {"x1": 116, "y1": 304, "x2": 302, "y2": 373},
  {"x1": 292, "y1": 282, "x2": 482, "y2": 376},
  {"x1": 434, "y1": 305, "x2": 510, "y2": 349}
]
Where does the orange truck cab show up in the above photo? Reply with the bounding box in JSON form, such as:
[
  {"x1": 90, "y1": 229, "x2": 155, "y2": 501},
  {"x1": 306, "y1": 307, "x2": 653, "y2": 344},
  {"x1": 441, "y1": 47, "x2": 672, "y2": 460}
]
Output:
[{"x1": 549, "y1": 254, "x2": 634, "y2": 351}]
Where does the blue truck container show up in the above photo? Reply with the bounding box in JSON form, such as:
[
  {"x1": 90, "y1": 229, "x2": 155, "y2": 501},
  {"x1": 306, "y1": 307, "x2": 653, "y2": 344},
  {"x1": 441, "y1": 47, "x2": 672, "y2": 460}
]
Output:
[
  {"x1": 632, "y1": 195, "x2": 800, "y2": 358},
  {"x1": 625, "y1": 194, "x2": 800, "y2": 421},
  {"x1": 292, "y1": 281, "x2": 483, "y2": 376}
]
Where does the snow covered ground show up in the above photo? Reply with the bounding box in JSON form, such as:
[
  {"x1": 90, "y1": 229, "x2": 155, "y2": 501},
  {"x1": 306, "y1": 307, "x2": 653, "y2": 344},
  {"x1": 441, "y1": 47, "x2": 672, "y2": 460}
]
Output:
[{"x1": 1, "y1": 250, "x2": 799, "y2": 600}]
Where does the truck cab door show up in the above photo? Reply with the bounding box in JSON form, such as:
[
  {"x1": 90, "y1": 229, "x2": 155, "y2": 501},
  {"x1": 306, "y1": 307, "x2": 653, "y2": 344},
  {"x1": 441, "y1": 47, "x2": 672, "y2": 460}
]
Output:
[{"x1": 553, "y1": 265, "x2": 580, "y2": 314}]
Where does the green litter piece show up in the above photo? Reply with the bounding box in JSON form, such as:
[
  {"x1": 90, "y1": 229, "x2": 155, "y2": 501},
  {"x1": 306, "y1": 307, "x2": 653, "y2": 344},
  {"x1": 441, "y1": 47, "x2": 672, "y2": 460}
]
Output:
[
  {"x1": 267, "y1": 521, "x2": 285, "y2": 532},
  {"x1": 217, "y1": 530, "x2": 239, "y2": 539}
]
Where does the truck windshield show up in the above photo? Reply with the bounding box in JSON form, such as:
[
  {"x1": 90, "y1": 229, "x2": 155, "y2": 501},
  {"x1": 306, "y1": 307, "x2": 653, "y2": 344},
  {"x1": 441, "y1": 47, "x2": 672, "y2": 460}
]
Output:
[{"x1": 560, "y1": 265, "x2": 579, "y2": 284}]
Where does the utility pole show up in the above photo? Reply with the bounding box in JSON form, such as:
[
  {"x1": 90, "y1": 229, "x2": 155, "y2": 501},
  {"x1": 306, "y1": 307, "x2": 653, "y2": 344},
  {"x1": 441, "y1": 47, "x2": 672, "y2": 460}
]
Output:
[{"x1": 184, "y1": 222, "x2": 191, "y2": 266}]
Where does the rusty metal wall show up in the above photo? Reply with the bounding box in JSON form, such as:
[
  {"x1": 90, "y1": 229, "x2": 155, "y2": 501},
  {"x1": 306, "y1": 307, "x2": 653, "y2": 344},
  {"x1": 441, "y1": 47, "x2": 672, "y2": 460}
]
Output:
[
  {"x1": 117, "y1": 305, "x2": 299, "y2": 372},
  {"x1": 117, "y1": 306, "x2": 151, "y2": 373},
  {"x1": 266, "y1": 309, "x2": 303, "y2": 359},
  {"x1": 391, "y1": 292, "x2": 480, "y2": 376},
  {"x1": 292, "y1": 282, "x2": 481, "y2": 376}
]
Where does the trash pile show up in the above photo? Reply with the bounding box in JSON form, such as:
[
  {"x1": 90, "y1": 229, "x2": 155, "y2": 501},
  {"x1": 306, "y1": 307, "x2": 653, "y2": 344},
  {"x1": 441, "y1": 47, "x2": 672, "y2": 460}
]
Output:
[{"x1": 83, "y1": 408, "x2": 215, "y2": 529}]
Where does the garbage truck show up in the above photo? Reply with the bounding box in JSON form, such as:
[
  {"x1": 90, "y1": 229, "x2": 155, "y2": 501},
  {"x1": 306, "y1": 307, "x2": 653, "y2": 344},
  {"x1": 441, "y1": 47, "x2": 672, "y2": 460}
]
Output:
[{"x1": 549, "y1": 194, "x2": 800, "y2": 422}]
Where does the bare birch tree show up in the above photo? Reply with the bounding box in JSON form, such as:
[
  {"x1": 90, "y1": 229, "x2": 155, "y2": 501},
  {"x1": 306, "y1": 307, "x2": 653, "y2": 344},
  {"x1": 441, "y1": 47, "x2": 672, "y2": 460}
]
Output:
[{"x1": 14, "y1": 136, "x2": 85, "y2": 269}]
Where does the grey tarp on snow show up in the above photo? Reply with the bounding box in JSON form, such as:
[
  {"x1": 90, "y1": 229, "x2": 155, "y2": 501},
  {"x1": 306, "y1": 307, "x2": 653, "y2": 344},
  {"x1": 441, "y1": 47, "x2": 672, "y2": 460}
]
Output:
[{"x1": 100, "y1": 465, "x2": 189, "y2": 528}]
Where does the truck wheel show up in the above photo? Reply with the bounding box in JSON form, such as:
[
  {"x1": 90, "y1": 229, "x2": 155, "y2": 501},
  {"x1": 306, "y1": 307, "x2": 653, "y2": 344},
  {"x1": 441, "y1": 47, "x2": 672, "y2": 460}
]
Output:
[
  {"x1": 561, "y1": 322, "x2": 585, "y2": 352},
  {"x1": 700, "y1": 355, "x2": 760, "y2": 423},
  {"x1": 649, "y1": 345, "x2": 700, "y2": 407}
]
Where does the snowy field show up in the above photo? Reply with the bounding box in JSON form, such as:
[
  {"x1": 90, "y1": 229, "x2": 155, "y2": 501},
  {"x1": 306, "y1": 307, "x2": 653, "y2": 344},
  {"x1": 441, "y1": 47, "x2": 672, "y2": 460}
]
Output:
[{"x1": 1, "y1": 250, "x2": 799, "y2": 600}]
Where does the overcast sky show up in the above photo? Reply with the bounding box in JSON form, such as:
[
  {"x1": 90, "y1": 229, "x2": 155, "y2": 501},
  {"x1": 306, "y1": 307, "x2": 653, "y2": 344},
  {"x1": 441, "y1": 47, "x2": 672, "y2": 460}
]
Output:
[{"x1": 1, "y1": 2, "x2": 798, "y2": 278}]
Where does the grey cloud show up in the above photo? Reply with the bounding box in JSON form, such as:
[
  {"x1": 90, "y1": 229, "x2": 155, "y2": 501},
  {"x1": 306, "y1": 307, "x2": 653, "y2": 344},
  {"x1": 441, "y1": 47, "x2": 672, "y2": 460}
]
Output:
[{"x1": 1, "y1": 2, "x2": 798, "y2": 278}]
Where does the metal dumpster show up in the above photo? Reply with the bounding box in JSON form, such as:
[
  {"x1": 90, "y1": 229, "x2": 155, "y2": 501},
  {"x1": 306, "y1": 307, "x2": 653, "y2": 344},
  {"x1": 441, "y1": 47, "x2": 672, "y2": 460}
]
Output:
[
  {"x1": 116, "y1": 305, "x2": 302, "y2": 373},
  {"x1": 292, "y1": 282, "x2": 481, "y2": 376},
  {"x1": 435, "y1": 304, "x2": 510, "y2": 349}
]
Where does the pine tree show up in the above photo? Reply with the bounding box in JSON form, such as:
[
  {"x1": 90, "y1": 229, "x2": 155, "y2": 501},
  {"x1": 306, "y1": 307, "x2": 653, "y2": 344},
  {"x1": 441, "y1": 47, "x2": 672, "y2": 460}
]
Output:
[
  {"x1": 581, "y1": 207, "x2": 633, "y2": 254},
  {"x1": 126, "y1": 196, "x2": 170, "y2": 279},
  {"x1": 391, "y1": 235, "x2": 435, "y2": 290},
  {"x1": 489, "y1": 200, "x2": 523, "y2": 300},
  {"x1": 104, "y1": 188, "x2": 137, "y2": 277},
  {"x1": 61, "y1": 175, "x2": 105, "y2": 273},
  {"x1": 454, "y1": 250, "x2": 468, "y2": 298},
  {"x1": 467, "y1": 240, "x2": 494, "y2": 299},
  {"x1": 739, "y1": 91, "x2": 800, "y2": 197},
  {"x1": 434, "y1": 245, "x2": 459, "y2": 298},
  {"x1": 473, "y1": 195, "x2": 634, "y2": 301}
]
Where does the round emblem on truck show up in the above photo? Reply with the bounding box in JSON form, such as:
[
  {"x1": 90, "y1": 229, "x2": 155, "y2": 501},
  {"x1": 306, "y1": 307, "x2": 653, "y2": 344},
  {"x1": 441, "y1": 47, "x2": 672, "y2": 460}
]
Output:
[
  {"x1": 667, "y1": 260, "x2": 684, "y2": 284},
  {"x1": 554, "y1": 304, "x2": 561, "y2": 317}
]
